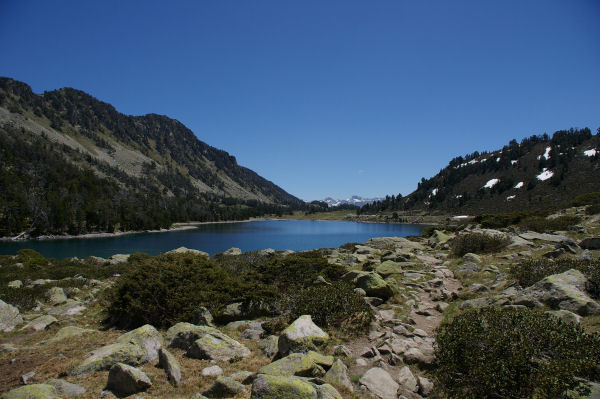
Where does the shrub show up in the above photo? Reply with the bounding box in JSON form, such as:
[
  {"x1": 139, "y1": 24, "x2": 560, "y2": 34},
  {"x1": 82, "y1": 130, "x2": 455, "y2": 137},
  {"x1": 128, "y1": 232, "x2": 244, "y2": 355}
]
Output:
[
  {"x1": 519, "y1": 215, "x2": 581, "y2": 233},
  {"x1": 435, "y1": 307, "x2": 600, "y2": 399},
  {"x1": 571, "y1": 192, "x2": 600, "y2": 207},
  {"x1": 450, "y1": 233, "x2": 510, "y2": 257},
  {"x1": 586, "y1": 203, "x2": 600, "y2": 215},
  {"x1": 510, "y1": 258, "x2": 600, "y2": 298},
  {"x1": 339, "y1": 242, "x2": 361, "y2": 251},
  {"x1": 283, "y1": 282, "x2": 373, "y2": 333},
  {"x1": 476, "y1": 210, "x2": 549, "y2": 229}
]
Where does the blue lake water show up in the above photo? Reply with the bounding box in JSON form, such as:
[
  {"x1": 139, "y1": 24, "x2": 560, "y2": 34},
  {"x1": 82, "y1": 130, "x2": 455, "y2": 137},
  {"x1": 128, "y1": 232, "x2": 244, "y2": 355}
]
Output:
[{"x1": 0, "y1": 220, "x2": 426, "y2": 259}]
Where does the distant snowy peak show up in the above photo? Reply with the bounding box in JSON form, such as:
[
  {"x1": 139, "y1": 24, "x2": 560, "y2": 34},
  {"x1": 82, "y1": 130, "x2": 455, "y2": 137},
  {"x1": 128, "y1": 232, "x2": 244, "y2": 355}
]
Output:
[{"x1": 321, "y1": 195, "x2": 383, "y2": 207}]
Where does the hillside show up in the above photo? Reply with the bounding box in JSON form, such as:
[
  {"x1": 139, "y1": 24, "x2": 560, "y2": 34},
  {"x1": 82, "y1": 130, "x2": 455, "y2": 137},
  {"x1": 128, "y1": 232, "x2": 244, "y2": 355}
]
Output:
[
  {"x1": 0, "y1": 77, "x2": 302, "y2": 236},
  {"x1": 362, "y1": 128, "x2": 600, "y2": 215}
]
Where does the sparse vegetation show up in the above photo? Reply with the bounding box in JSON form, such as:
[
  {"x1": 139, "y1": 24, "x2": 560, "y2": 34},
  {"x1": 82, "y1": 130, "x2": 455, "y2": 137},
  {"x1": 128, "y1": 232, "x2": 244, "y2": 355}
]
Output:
[
  {"x1": 435, "y1": 307, "x2": 600, "y2": 399},
  {"x1": 449, "y1": 233, "x2": 510, "y2": 257}
]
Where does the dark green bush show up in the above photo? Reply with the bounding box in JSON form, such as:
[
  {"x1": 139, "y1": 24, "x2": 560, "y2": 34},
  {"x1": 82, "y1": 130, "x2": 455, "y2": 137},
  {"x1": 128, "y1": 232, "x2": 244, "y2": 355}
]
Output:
[
  {"x1": 519, "y1": 215, "x2": 581, "y2": 233},
  {"x1": 510, "y1": 258, "x2": 600, "y2": 298},
  {"x1": 586, "y1": 203, "x2": 600, "y2": 215},
  {"x1": 450, "y1": 233, "x2": 510, "y2": 257},
  {"x1": 283, "y1": 282, "x2": 373, "y2": 333},
  {"x1": 476, "y1": 210, "x2": 549, "y2": 229},
  {"x1": 339, "y1": 242, "x2": 361, "y2": 251},
  {"x1": 571, "y1": 192, "x2": 600, "y2": 207},
  {"x1": 435, "y1": 307, "x2": 600, "y2": 399}
]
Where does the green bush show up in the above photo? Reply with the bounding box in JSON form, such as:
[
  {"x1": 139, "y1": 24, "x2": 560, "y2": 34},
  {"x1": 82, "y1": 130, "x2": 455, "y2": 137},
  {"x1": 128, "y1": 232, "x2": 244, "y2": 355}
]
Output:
[
  {"x1": 510, "y1": 258, "x2": 600, "y2": 298},
  {"x1": 435, "y1": 307, "x2": 600, "y2": 399},
  {"x1": 283, "y1": 282, "x2": 373, "y2": 333},
  {"x1": 108, "y1": 251, "x2": 355, "y2": 329},
  {"x1": 450, "y1": 233, "x2": 510, "y2": 257},
  {"x1": 519, "y1": 215, "x2": 581, "y2": 233},
  {"x1": 476, "y1": 210, "x2": 549, "y2": 229}
]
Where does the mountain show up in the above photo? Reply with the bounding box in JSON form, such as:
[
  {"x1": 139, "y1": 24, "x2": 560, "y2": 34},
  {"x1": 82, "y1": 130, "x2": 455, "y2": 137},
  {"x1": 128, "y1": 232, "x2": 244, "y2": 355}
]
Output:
[
  {"x1": 362, "y1": 128, "x2": 600, "y2": 215},
  {"x1": 322, "y1": 196, "x2": 383, "y2": 208},
  {"x1": 0, "y1": 77, "x2": 302, "y2": 236}
]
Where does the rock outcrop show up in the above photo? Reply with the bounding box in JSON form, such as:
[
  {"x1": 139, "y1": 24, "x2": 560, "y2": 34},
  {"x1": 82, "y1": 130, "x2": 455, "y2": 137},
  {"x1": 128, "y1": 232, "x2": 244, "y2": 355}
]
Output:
[{"x1": 277, "y1": 315, "x2": 329, "y2": 356}]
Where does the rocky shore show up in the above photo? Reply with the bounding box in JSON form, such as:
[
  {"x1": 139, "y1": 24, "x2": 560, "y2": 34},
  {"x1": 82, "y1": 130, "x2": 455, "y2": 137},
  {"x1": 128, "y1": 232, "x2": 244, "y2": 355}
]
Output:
[{"x1": 0, "y1": 206, "x2": 599, "y2": 398}]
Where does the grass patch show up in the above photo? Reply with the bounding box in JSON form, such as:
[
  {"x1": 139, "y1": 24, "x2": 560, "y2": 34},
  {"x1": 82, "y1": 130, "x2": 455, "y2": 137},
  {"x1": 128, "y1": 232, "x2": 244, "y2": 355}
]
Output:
[{"x1": 450, "y1": 233, "x2": 510, "y2": 257}]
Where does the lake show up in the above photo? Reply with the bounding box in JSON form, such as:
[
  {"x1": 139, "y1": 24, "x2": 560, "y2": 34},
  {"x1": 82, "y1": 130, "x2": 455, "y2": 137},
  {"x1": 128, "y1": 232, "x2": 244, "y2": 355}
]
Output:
[{"x1": 0, "y1": 220, "x2": 426, "y2": 259}]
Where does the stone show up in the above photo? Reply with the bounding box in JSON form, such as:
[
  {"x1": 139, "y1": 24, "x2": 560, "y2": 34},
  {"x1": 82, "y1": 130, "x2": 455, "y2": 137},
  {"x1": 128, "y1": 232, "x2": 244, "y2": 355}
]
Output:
[
  {"x1": 324, "y1": 359, "x2": 353, "y2": 392},
  {"x1": 355, "y1": 358, "x2": 368, "y2": 366},
  {"x1": 222, "y1": 302, "x2": 243, "y2": 320},
  {"x1": 45, "y1": 379, "x2": 86, "y2": 397},
  {"x1": 250, "y1": 374, "x2": 318, "y2": 399},
  {"x1": 8, "y1": 280, "x2": 22, "y2": 288},
  {"x1": 69, "y1": 324, "x2": 163, "y2": 376},
  {"x1": 108, "y1": 254, "x2": 130, "y2": 264},
  {"x1": 566, "y1": 380, "x2": 600, "y2": 399},
  {"x1": 522, "y1": 269, "x2": 600, "y2": 316},
  {"x1": 166, "y1": 247, "x2": 209, "y2": 257},
  {"x1": 21, "y1": 371, "x2": 36, "y2": 384},
  {"x1": 202, "y1": 365, "x2": 224, "y2": 377},
  {"x1": 46, "y1": 287, "x2": 67, "y2": 305},
  {"x1": 21, "y1": 315, "x2": 57, "y2": 331},
  {"x1": 0, "y1": 299, "x2": 23, "y2": 332},
  {"x1": 418, "y1": 376, "x2": 434, "y2": 397},
  {"x1": 242, "y1": 328, "x2": 264, "y2": 340},
  {"x1": 579, "y1": 250, "x2": 594, "y2": 261},
  {"x1": 193, "y1": 306, "x2": 215, "y2": 327},
  {"x1": 307, "y1": 351, "x2": 334, "y2": 367},
  {"x1": 1, "y1": 343, "x2": 18, "y2": 353},
  {"x1": 546, "y1": 309, "x2": 582, "y2": 324},
  {"x1": 258, "y1": 353, "x2": 323, "y2": 377},
  {"x1": 229, "y1": 371, "x2": 255, "y2": 384},
  {"x1": 204, "y1": 376, "x2": 246, "y2": 398},
  {"x1": 354, "y1": 272, "x2": 393, "y2": 300},
  {"x1": 333, "y1": 345, "x2": 352, "y2": 357},
  {"x1": 259, "y1": 335, "x2": 279, "y2": 360},
  {"x1": 315, "y1": 384, "x2": 342, "y2": 399},
  {"x1": 519, "y1": 232, "x2": 574, "y2": 244},
  {"x1": 403, "y1": 348, "x2": 435, "y2": 367},
  {"x1": 366, "y1": 237, "x2": 424, "y2": 251},
  {"x1": 106, "y1": 363, "x2": 152, "y2": 397},
  {"x1": 462, "y1": 253, "x2": 482, "y2": 264},
  {"x1": 579, "y1": 237, "x2": 600, "y2": 250},
  {"x1": 223, "y1": 247, "x2": 242, "y2": 256},
  {"x1": 186, "y1": 332, "x2": 251, "y2": 362},
  {"x1": 159, "y1": 348, "x2": 182, "y2": 387},
  {"x1": 313, "y1": 275, "x2": 332, "y2": 286},
  {"x1": 397, "y1": 366, "x2": 418, "y2": 393},
  {"x1": 359, "y1": 367, "x2": 399, "y2": 399},
  {"x1": 428, "y1": 230, "x2": 450, "y2": 247},
  {"x1": 45, "y1": 299, "x2": 86, "y2": 316},
  {"x1": 375, "y1": 261, "x2": 404, "y2": 277},
  {"x1": 258, "y1": 248, "x2": 277, "y2": 257},
  {"x1": 278, "y1": 315, "x2": 329, "y2": 355},
  {"x1": 1, "y1": 384, "x2": 60, "y2": 399},
  {"x1": 47, "y1": 326, "x2": 95, "y2": 343}
]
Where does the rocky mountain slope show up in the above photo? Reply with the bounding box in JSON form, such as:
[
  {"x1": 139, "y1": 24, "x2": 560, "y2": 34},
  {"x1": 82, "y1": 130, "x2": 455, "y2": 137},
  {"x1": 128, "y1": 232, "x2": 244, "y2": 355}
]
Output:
[
  {"x1": 0, "y1": 78, "x2": 302, "y2": 236},
  {"x1": 1, "y1": 203, "x2": 599, "y2": 398},
  {"x1": 363, "y1": 128, "x2": 600, "y2": 215}
]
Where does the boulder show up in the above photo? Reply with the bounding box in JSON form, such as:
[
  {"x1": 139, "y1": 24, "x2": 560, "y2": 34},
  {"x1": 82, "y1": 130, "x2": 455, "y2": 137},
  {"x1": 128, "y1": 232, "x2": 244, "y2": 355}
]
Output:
[
  {"x1": 348, "y1": 272, "x2": 393, "y2": 300},
  {"x1": 324, "y1": 359, "x2": 353, "y2": 392},
  {"x1": 229, "y1": 371, "x2": 255, "y2": 384},
  {"x1": 307, "y1": 351, "x2": 334, "y2": 367},
  {"x1": 0, "y1": 299, "x2": 23, "y2": 332},
  {"x1": 258, "y1": 353, "x2": 323, "y2": 377},
  {"x1": 522, "y1": 269, "x2": 600, "y2": 316},
  {"x1": 278, "y1": 315, "x2": 329, "y2": 355},
  {"x1": 546, "y1": 309, "x2": 581, "y2": 324},
  {"x1": 159, "y1": 348, "x2": 182, "y2": 387},
  {"x1": 315, "y1": 384, "x2": 343, "y2": 399},
  {"x1": 8, "y1": 280, "x2": 22, "y2": 289},
  {"x1": 166, "y1": 247, "x2": 210, "y2": 257},
  {"x1": 204, "y1": 376, "x2": 246, "y2": 398},
  {"x1": 397, "y1": 366, "x2": 418, "y2": 393},
  {"x1": 46, "y1": 287, "x2": 67, "y2": 305},
  {"x1": 566, "y1": 380, "x2": 600, "y2": 399},
  {"x1": 167, "y1": 322, "x2": 249, "y2": 362},
  {"x1": 223, "y1": 247, "x2": 242, "y2": 256},
  {"x1": 45, "y1": 379, "x2": 86, "y2": 398},
  {"x1": 403, "y1": 348, "x2": 435, "y2": 367},
  {"x1": 1, "y1": 384, "x2": 60, "y2": 399},
  {"x1": 418, "y1": 376, "x2": 434, "y2": 397},
  {"x1": 579, "y1": 237, "x2": 600, "y2": 250},
  {"x1": 428, "y1": 230, "x2": 450, "y2": 247},
  {"x1": 462, "y1": 253, "x2": 482, "y2": 264},
  {"x1": 21, "y1": 315, "x2": 57, "y2": 331},
  {"x1": 106, "y1": 363, "x2": 152, "y2": 397},
  {"x1": 70, "y1": 324, "x2": 163, "y2": 376},
  {"x1": 375, "y1": 261, "x2": 404, "y2": 277},
  {"x1": 108, "y1": 254, "x2": 130, "y2": 264},
  {"x1": 47, "y1": 326, "x2": 95, "y2": 343},
  {"x1": 366, "y1": 237, "x2": 424, "y2": 251},
  {"x1": 202, "y1": 365, "x2": 224, "y2": 377},
  {"x1": 45, "y1": 299, "x2": 86, "y2": 316},
  {"x1": 251, "y1": 374, "x2": 318, "y2": 399},
  {"x1": 359, "y1": 367, "x2": 399, "y2": 399},
  {"x1": 193, "y1": 306, "x2": 215, "y2": 327},
  {"x1": 259, "y1": 335, "x2": 279, "y2": 360},
  {"x1": 519, "y1": 232, "x2": 574, "y2": 244}
]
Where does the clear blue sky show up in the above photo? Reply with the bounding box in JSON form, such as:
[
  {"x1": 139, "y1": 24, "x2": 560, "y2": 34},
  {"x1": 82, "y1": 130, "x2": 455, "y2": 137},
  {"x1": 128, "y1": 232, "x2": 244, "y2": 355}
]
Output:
[{"x1": 1, "y1": 1, "x2": 599, "y2": 201}]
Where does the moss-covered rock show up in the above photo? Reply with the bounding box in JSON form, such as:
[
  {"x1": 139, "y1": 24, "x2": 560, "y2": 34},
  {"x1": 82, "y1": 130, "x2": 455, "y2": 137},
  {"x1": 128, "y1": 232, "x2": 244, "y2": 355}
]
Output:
[
  {"x1": 277, "y1": 315, "x2": 329, "y2": 355},
  {"x1": 186, "y1": 333, "x2": 251, "y2": 362},
  {"x1": 106, "y1": 363, "x2": 152, "y2": 397},
  {"x1": 69, "y1": 324, "x2": 162, "y2": 376},
  {"x1": 203, "y1": 376, "x2": 246, "y2": 398},
  {"x1": 0, "y1": 299, "x2": 23, "y2": 332},
  {"x1": 324, "y1": 359, "x2": 353, "y2": 392},
  {"x1": 250, "y1": 374, "x2": 318, "y2": 399},
  {"x1": 375, "y1": 261, "x2": 404, "y2": 277},
  {"x1": 355, "y1": 272, "x2": 393, "y2": 300},
  {"x1": 1, "y1": 384, "x2": 60, "y2": 399},
  {"x1": 258, "y1": 353, "x2": 322, "y2": 377}
]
